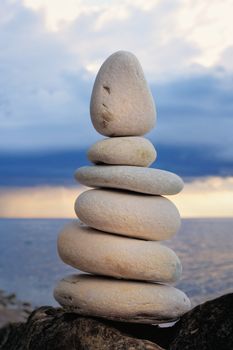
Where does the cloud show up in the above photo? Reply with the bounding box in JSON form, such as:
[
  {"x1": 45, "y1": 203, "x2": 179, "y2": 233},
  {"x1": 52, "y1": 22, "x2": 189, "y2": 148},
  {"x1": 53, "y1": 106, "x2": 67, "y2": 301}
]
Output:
[
  {"x1": 149, "y1": 72, "x2": 233, "y2": 162},
  {"x1": 0, "y1": 177, "x2": 232, "y2": 218},
  {"x1": 0, "y1": 185, "x2": 82, "y2": 218},
  {"x1": 172, "y1": 176, "x2": 233, "y2": 218},
  {"x1": 0, "y1": 0, "x2": 96, "y2": 148},
  {"x1": 0, "y1": 0, "x2": 232, "y2": 178},
  {"x1": 22, "y1": 0, "x2": 233, "y2": 73}
]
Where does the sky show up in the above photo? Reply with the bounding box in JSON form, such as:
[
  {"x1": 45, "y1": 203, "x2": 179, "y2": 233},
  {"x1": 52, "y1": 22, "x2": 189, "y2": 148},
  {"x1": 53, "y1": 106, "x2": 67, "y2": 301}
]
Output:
[
  {"x1": 0, "y1": 0, "x2": 233, "y2": 217},
  {"x1": 1, "y1": 0, "x2": 233, "y2": 154}
]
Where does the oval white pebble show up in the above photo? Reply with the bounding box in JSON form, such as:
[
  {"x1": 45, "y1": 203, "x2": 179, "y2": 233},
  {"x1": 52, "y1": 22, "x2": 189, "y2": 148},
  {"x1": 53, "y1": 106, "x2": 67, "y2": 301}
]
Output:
[
  {"x1": 90, "y1": 51, "x2": 156, "y2": 136},
  {"x1": 58, "y1": 221, "x2": 182, "y2": 283},
  {"x1": 87, "y1": 136, "x2": 157, "y2": 167},
  {"x1": 75, "y1": 166, "x2": 184, "y2": 195},
  {"x1": 75, "y1": 189, "x2": 181, "y2": 240},
  {"x1": 54, "y1": 274, "x2": 191, "y2": 324}
]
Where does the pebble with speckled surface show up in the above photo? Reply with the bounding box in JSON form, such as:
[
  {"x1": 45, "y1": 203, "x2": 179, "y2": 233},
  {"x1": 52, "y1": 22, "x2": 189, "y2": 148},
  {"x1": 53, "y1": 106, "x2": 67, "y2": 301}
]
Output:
[
  {"x1": 90, "y1": 51, "x2": 156, "y2": 136},
  {"x1": 75, "y1": 165, "x2": 183, "y2": 195},
  {"x1": 75, "y1": 189, "x2": 181, "y2": 241},
  {"x1": 58, "y1": 221, "x2": 182, "y2": 283},
  {"x1": 54, "y1": 274, "x2": 191, "y2": 324},
  {"x1": 87, "y1": 136, "x2": 157, "y2": 167}
]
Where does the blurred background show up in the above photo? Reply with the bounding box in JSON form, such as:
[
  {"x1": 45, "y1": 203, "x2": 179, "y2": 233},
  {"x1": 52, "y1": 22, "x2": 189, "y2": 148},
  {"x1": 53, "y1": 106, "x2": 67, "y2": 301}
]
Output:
[{"x1": 0, "y1": 0, "x2": 232, "y2": 309}]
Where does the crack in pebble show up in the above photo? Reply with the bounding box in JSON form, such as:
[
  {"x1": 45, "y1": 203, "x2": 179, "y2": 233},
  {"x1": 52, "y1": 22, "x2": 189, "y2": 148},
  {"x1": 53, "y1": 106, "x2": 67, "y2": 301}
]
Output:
[{"x1": 103, "y1": 85, "x2": 110, "y2": 94}]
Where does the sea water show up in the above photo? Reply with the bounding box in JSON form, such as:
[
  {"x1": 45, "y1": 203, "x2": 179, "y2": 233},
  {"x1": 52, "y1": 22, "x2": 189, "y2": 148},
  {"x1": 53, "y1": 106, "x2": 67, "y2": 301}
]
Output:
[{"x1": 0, "y1": 218, "x2": 232, "y2": 307}]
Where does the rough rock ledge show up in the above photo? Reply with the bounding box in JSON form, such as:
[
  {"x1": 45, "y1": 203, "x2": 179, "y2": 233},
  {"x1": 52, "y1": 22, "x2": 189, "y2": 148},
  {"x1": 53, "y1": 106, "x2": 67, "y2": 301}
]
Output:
[{"x1": 0, "y1": 293, "x2": 232, "y2": 350}]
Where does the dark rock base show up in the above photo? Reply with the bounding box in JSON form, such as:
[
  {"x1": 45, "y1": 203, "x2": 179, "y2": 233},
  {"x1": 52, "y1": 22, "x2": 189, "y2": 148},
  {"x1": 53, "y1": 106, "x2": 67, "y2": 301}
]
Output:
[{"x1": 0, "y1": 293, "x2": 232, "y2": 350}]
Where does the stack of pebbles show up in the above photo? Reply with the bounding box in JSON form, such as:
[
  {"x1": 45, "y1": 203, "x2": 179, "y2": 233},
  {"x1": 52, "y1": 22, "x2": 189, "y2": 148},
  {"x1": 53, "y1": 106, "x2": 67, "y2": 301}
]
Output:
[{"x1": 54, "y1": 51, "x2": 191, "y2": 324}]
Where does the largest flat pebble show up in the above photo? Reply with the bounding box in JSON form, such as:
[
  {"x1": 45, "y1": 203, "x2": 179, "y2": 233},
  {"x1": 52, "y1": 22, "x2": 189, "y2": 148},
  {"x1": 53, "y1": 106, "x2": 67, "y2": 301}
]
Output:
[
  {"x1": 75, "y1": 189, "x2": 181, "y2": 240},
  {"x1": 54, "y1": 274, "x2": 191, "y2": 324},
  {"x1": 90, "y1": 51, "x2": 156, "y2": 136},
  {"x1": 75, "y1": 166, "x2": 183, "y2": 195},
  {"x1": 58, "y1": 221, "x2": 182, "y2": 283}
]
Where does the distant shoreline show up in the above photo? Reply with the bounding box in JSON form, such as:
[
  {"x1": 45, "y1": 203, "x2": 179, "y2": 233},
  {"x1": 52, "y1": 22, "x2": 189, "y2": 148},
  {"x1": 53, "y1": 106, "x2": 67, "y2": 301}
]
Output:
[{"x1": 0, "y1": 289, "x2": 33, "y2": 328}]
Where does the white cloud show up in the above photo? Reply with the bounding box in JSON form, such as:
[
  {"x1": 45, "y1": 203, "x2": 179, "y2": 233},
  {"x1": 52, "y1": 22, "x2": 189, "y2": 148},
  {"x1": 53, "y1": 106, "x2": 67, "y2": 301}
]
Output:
[
  {"x1": 22, "y1": 0, "x2": 160, "y2": 31},
  {"x1": 22, "y1": 0, "x2": 233, "y2": 74},
  {"x1": 175, "y1": 0, "x2": 233, "y2": 67}
]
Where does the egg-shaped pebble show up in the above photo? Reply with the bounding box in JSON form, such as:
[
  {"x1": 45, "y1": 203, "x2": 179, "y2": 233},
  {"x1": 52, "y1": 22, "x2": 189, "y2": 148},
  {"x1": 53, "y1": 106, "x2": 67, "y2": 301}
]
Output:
[{"x1": 90, "y1": 51, "x2": 156, "y2": 136}]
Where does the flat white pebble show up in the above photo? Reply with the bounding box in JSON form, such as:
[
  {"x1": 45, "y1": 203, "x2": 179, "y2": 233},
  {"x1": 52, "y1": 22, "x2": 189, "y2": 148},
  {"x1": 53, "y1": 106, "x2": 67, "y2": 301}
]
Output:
[
  {"x1": 75, "y1": 166, "x2": 184, "y2": 195},
  {"x1": 58, "y1": 221, "x2": 182, "y2": 283},
  {"x1": 54, "y1": 274, "x2": 191, "y2": 324}
]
